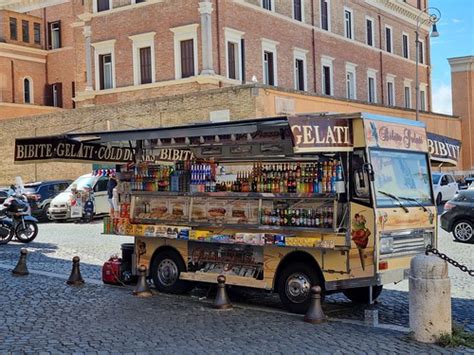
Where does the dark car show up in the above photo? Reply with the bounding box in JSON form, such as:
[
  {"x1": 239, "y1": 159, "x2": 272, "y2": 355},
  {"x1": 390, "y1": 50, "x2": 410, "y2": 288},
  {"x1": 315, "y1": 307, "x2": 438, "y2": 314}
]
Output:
[
  {"x1": 440, "y1": 190, "x2": 474, "y2": 243},
  {"x1": 23, "y1": 180, "x2": 72, "y2": 221},
  {"x1": 0, "y1": 190, "x2": 8, "y2": 204}
]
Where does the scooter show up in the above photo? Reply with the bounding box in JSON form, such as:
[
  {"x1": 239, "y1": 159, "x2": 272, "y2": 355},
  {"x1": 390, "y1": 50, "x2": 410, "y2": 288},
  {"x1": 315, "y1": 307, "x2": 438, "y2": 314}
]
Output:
[{"x1": 1, "y1": 194, "x2": 39, "y2": 244}]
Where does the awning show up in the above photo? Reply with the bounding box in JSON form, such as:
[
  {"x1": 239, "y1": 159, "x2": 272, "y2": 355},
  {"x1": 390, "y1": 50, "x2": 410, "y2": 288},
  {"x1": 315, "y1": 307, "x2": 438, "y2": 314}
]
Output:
[{"x1": 427, "y1": 133, "x2": 461, "y2": 166}]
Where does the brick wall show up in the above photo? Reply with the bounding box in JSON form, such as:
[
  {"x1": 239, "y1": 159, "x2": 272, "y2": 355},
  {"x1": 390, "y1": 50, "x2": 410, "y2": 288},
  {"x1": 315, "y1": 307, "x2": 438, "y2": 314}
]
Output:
[{"x1": 0, "y1": 84, "x2": 257, "y2": 185}]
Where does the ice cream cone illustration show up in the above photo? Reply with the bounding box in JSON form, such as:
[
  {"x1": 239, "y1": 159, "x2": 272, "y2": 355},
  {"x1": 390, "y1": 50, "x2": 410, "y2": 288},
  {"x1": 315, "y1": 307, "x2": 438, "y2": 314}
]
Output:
[{"x1": 351, "y1": 213, "x2": 371, "y2": 270}]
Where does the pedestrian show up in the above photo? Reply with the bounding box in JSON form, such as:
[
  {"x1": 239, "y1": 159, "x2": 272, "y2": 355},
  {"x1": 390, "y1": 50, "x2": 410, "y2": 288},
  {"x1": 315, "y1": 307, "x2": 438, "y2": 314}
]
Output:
[
  {"x1": 81, "y1": 184, "x2": 95, "y2": 223},
  {"x1": 107, "y1": 172, "x2": 118, "y2": 217}
]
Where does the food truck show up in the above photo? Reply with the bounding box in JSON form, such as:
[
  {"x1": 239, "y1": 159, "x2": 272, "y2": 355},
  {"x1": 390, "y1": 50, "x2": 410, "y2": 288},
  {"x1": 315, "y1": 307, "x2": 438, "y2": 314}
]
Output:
[{"x1": 14, "y1": 112, "x2": 437, "y2": 313}]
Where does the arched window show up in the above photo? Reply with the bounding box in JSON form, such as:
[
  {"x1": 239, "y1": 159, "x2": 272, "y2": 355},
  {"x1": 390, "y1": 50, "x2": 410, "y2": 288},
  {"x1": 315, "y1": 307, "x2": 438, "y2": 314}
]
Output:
[{"x1": 23, "y1": 77, "x2": 33, "y2": 104}]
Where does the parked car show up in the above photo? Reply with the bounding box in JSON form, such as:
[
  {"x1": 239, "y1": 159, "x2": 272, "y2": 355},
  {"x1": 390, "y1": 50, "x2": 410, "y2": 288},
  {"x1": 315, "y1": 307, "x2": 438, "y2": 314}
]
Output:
[
  {"x1": 0, "y1": 189, "x2": 8, "y2": 204},
  {"x1": 48, "y1": 174, "x2": 109, "y2": 221},
  {"x1": 432, "y1": 172, "x2": 458, "y2": 205},
  {"x1": 440, "y1": 190, "x2": 474, "y2": 243},
  {"x1": 23, "y1": 180, "x2": 72, "y2": 221}
]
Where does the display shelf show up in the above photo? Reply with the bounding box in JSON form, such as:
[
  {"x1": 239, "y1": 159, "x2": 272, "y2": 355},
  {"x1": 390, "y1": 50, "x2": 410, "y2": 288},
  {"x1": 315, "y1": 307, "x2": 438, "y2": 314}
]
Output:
[
  {"x1": 130, "y1": 191, "x2": 338, "y2": 200},
  {"x1": 130, "y1": 218, "x2": 341, "y2": 234}
]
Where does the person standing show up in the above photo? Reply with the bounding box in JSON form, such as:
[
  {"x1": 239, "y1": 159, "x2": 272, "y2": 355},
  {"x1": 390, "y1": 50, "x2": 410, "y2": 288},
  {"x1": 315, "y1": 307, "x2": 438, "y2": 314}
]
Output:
[{"x1": 107, "y1": 172, "x2": 118, "y2": 217}]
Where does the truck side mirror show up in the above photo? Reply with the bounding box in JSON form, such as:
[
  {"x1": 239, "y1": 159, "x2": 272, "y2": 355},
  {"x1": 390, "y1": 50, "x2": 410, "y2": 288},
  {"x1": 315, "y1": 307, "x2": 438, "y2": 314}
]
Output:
[{"x1": 363, "y1": 163, "x2": 375, "y2": 182}]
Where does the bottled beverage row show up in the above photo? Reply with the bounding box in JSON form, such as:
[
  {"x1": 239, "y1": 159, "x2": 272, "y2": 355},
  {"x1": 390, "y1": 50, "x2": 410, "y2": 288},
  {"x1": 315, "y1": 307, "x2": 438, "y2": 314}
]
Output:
[
  {"x1": 261, "y1": 207, "x2": 334, "y2": 228},
  {"x1": 129, "y1": 160, "x2": 344, "y2": 194}
]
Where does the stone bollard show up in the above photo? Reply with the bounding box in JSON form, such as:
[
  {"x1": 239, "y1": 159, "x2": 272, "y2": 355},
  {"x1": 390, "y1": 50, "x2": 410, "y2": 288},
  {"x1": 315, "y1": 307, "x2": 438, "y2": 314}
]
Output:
[
  {"x1": 66, "y1": 256, "x2": 85, "y2": 285},
  {"x1": 409, "y1": 254, "x2": 451, "y2": 343},
  {"x1": 213, "y1": 275, "x2": 232, "y2": 309},
  {"x1": 12, "y1": 248, "x2": 29, "y2": 276},
  {"x1": 133, "y1": 265, "x2": 153, "y2": 297},
  {"x1": 304, "y1": 286, "x2": 326, "y2": 324}
]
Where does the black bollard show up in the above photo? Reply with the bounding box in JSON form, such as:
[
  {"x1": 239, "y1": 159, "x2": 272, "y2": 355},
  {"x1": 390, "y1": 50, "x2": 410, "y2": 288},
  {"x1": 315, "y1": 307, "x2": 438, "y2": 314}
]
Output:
[
  {"x1": 133, "y1": 265, "x2": 153, "y2": 297},
  {"x1": 66, "y1": 256, "x2": 85, "y2": 285},
  {"x1": 213, "y1": 275, "x2": 232, "y2": 310},
  {"x1": 12, "y1": 248, "x2": 29, "y2": 276},
  {"x1": 304, "y1": 286, "x2": 326, "y2": 324}
]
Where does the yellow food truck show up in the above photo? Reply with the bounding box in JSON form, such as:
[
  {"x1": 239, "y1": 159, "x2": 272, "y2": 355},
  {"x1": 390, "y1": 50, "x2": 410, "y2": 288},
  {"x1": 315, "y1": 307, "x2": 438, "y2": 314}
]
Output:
[{"x1": 15, "y1": 112, "x2": 437, "y2": 313}]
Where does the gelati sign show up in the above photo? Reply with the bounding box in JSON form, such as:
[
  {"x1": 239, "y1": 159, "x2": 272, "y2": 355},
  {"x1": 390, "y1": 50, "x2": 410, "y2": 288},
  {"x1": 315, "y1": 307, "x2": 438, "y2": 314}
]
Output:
[
  {"x1": 427, "y1": 133, "x2": 461, "y2": 166},
  {"x1": 288, "y1": 115, "x2": 353, "y2": 152},
  {"x1": 15, "y1": 137, "x2": 134, "y2": 164}
]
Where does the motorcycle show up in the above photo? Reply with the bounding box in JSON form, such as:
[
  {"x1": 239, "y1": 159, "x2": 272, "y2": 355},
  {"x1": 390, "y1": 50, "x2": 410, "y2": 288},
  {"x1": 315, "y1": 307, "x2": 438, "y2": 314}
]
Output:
[{"x1": 0, "y1": 194, "x2": 39, "y2": 244}]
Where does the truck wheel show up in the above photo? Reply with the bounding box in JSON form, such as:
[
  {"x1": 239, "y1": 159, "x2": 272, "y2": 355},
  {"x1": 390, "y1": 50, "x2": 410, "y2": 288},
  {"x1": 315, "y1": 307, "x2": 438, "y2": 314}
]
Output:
[
  {"x1": 342, "y1": 285, "x2": 383, "y2": 303},
  {"x1": 277, "y1": 262, "x2": 323, "y2": 314},
  {"x1": 452, "y1": 220, "x2": 474, "y2": 243},
  {"x1": 436, "y1": 193, "x2": 442, "y2": 205},
  {"x1": 150, "y1": 250, "x2": 192, "y2": 294}
]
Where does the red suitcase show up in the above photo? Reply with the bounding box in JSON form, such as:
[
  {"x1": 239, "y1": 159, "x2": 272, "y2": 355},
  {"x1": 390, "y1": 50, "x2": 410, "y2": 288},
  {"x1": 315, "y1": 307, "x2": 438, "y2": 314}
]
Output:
[{"x1": 102, "y1": 257, "x2": 122, "y2": 285}]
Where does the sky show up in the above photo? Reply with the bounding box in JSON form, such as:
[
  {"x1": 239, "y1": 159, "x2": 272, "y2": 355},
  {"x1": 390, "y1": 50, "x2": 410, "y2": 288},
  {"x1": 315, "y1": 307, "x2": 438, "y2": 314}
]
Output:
[{"x1": 429, "y1": 0, "x2": 474, "y2": 115}]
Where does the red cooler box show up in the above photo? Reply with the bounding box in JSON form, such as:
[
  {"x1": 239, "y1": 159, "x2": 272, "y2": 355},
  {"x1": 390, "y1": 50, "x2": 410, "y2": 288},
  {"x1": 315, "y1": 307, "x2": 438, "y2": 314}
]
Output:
[{"x1": 102, "y1": 257, "x2": 122, "y2": 285}]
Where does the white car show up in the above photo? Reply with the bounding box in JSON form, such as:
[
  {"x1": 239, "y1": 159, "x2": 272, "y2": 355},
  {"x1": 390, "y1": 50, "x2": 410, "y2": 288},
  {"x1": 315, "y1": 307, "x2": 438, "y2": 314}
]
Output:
[
  {"x1": 48, "y1": 174, "x2": 109, "y2": 220},
  {"x1": 432, "y1": 172, "x2": 458, "y2": 205}
]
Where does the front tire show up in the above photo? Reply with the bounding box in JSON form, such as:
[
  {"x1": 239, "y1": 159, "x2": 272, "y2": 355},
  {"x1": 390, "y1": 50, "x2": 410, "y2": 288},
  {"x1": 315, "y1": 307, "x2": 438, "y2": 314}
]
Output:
[
  {"x1": 15, "y1": 220, "x2": 39, "y2": 243},
  {"x1": 277, "y1": 262, "x2": 323, "y2": 314},
  {"x1": 452, "y1": 220, "x2": 474, "y2": 243},
  {"x1": 150, "y1": 250, "x2": 192, "y2": 294},
  {"x1": 41, "y1": 204, "x2": 51, "y2": 222},
  {"x1": 343, "y1": 285, "x2": 383, "y2": 303},
  {"x1": 436, "y1": 193, "x2": 442, "y2": 205}
]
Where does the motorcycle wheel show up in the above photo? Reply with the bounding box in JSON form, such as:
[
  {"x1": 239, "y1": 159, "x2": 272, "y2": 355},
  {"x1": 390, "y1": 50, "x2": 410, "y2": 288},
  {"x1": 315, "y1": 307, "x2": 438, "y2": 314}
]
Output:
[
  {"x1": 15, "y1": 221, "x2": 39, "y2": 243},
  {"x1": 0, "y1": 229, "x2": 14, "y2": 245}
]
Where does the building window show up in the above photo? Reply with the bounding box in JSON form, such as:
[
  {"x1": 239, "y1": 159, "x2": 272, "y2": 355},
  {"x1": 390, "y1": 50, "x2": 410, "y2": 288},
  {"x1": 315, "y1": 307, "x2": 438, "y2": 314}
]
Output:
[
  {"x1": 96, "y1": 0, "x2": 111, "y2": 12},
  {"x1": 34, "y1": 23, "x2": 41, "y2": 45},
  {"x1": 262, "y1": 0, "x2": 273, "y2": 11},
  {"x1": 418, "y1": 40, "x2": 424, "y2": 64},
  {"x1": 294, "y1": 48, "x2": 308, "y2": 91},
  {"x1": 345, "y1": 63, "x2": 357, "y2": 99},
  {"x1": 262, "y1": 39, "x2": 278, "y2": 86},
  {"x1": 293, "y1": 0, "x2": 303, "y2": 21},
  {"x1": 320, "y1": 0, "x2": 330, "y2": 31},
  {"x1": 420, "y1": 86, "x2": 427, "y2": 111},
  {"x1": 366, "y1": 17, "x2": 374, "y2": 46},
  {"x1": 385, "y1": 26, "x2": 392, "y2": 53},
  {"x1": 404, "y1": 84, "x2": 411, "y2": 108},
  {"x1": 321, "y1": 55, "x2": 334, "y2": 96},
  {"x1": 130, "y1": 32, "x2": 156, "y2": 85},
  {"x1": 367, "y1": 69, "x2": 377, "y2": 103},
  {"x1": 225, "y1": 28, "x2": 244, "y2": 81},
  {"x1": 344, "y1": 8, "x2": 353, "y2": 39},
  {"x1": 23, "y1": 78, "x2": 32, "y2": 104},
  {"x1": 9, "y1": 18, "x2": 17, "y2": 40},
  {"x1": 386, "y1": 75, "x2": 396, "y2": 106},
  {"x1": 99, "y1": 54, "x2": 113, "y2": 89},
  {"x1": 48, "y1": 21, "x2": 61, "y2": 49},
  {"x1": 171, "y1": 24, "x2": 199, "y2": 80},
  {"x1": 22, "y1": 20, "x2": 29, "y2": 43},
  {"x1": 402, "y1": 33, "x2": 409, "y2": 59},
  {"x1": 52, "y1": 83, "x2": 63, "y2": 107}
]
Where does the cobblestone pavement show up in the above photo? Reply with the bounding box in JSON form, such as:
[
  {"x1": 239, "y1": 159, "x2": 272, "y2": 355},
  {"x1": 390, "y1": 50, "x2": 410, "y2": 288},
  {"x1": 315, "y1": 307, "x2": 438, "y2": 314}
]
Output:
[{"x1": 0, "y1": 221, "x2": 473, "y2": 353}]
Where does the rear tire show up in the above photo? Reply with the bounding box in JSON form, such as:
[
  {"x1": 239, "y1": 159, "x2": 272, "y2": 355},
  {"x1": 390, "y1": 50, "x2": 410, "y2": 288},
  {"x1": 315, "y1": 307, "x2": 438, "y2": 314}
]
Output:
[
  {"x1": 452, "y1": 220, "x2": 474, "y2": 243},
  {"x1": 277, "y1": 262, "x2": 323, "y2": 314},
  {"x1": 150, "y1": 250, "x2": 192, "y2": 294},
  {"x1": 0, "y1": 229, "x2": 14, "y2": 245},
  {"x1": 343, "y1": 285, "x2": 383, "y2": 304}
]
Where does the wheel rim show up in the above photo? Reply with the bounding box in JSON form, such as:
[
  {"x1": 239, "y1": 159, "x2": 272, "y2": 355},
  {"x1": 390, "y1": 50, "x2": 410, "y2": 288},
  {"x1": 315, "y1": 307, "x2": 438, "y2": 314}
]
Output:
[
  {"x1": 454, "y1": 222, "x2": 473, "y2": 241},
  {"x1": 18, "y1": 224, "x2": 35, "y2": 238},
  {"x1": 157, "y1": 259, "x2": 179, "y2": 287},
  {"x1": 285, "y1": 272, "x2": 311, "y2": 304}
]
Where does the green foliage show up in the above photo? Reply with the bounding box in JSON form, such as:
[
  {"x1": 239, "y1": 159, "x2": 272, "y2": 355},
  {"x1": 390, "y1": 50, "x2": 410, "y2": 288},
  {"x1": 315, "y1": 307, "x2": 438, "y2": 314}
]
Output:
[{"x1": 437, "y1": 324, "x2": 474, "y2": 348}]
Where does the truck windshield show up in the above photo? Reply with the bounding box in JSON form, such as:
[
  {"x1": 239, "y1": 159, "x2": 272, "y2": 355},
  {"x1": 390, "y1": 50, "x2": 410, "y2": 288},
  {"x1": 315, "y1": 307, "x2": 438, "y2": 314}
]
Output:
[{"x1": 370, "y1": 150, "x2": 433, "y2": 207}]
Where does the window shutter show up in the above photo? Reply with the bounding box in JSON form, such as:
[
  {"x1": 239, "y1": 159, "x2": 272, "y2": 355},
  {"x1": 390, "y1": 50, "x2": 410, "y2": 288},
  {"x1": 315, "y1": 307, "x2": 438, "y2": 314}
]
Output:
[
  {"x1": 267, "y1": 52, "x2": 274, "y2": 86},
  {"x1": 228, "y1": 42, "x2": 236, "y2": 79},
  {"x1": 99, "y1": 55, "x2": 105, "y2": 90},
  {"x1": 321, "y1": 1, "x2": 328, "y2": 30},
  {"x1": 180, "y1": 39, "x2": 194, "y2": 78},
  {"x1": 140, "y1": 47, "x2": 152, "y2": 84},
  {"x1": 44, "y1": 84, "x2": 53, "y2": 106},
  {"x1": 47, "y1": 22, "x2": 52, "y2": 50},
  {"x1": 56, "y1": 82, "x2": 63, "y2": 108},
  {"x1": 241, "y1": 38, "x2": 245, "y2": 83},
  {"x1": 57, "y1": 20, "x2": 62, "y2": 48}
]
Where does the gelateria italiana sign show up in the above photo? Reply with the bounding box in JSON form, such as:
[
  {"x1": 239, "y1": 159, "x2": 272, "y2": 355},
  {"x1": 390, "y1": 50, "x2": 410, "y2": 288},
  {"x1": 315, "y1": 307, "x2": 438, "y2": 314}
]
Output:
[
  {"x1": 288, "y1": 115, "x2": 353, "y2": 152},
  {"x1": 14, "y1": 137, "x2": 134, "y2": 164}
]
